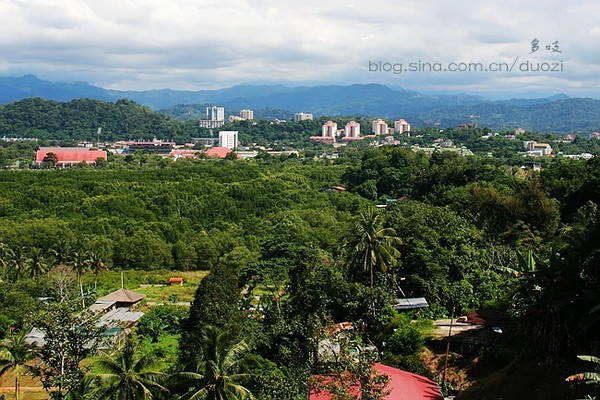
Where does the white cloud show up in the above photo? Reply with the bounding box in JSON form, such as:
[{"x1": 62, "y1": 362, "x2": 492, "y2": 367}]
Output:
[{"x1": 0, "y1": 0, "x2": 597, "y2": 95}]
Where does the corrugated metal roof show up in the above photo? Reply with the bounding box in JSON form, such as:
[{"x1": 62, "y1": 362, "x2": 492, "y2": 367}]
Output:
[{"x1": 393, "y1": 297, "x2": 429, "y2": 310}]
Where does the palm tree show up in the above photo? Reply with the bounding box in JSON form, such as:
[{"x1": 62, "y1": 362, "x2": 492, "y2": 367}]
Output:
[
  {"x1": 345, "y1": 207, "x2": 402, "y2": 288},
  {"x1": 0, "y1": 242, "x2": 8, "y2": 281},
  {"x1": 51, "y1": 240, "x2": 70, "y2": 268},
  {"x1": 6, "y1": 246, "x2": 28, "y2": 282},
  {"x1": 28, "y1": 247, "x2": 48, "y2": 280},
  {"x1": 173, "y1": 326, "x2": 254, "y2": 400},
  {"x1": 89, "y1": 251, "x2": 108, "y2": 291},
  {"x1": 0, "y1": 331, "x2": 37, "y2": 400},
  {"x1": 93, "y1": 340, "x2": 168, "y2": 400},
  {"x1": 566, "y1": 355, "x2": 600, "y2": 399},
  {"x1": 71, "y1": 251, "x2": 90, "y2": 309}
]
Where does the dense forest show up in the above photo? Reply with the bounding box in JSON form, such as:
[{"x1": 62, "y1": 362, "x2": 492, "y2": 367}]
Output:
[{"x1": 0, "y1": 147, "x2": 598, "y2": 399}]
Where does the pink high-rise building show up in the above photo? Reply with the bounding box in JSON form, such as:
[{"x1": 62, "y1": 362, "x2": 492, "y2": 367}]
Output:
[
  {"x1": 322, "y1": 121, "x2": 338, "y2": 137},
  {"x1": 345, "y1": 121, "x2": 361, "y2": 138},
  {"x1": 394, "y1": 119, "x2": 411, "y2": 134},
  {"x1": 372, "y1": 119, "x2": 388, "y2": 135}
]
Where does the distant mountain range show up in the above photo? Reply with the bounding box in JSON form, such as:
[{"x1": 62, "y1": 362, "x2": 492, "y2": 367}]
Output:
[{"x1": 1, "y1": 74, "x2": 599, "y2": 133}]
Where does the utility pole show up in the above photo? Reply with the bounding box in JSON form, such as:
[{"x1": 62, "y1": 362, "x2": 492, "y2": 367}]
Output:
[{"x1": 442, "y1": 307, "x2": 455, "y2": 388}]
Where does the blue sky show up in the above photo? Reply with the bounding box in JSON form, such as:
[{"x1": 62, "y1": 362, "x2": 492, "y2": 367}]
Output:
[{"x1": 0, "y1": 0, "x2": 598, "y2": 97}]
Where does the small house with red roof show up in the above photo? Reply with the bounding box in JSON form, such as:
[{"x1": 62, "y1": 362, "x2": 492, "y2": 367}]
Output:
[{"x1": 169, "y1": 277, "x2": 184, "y2": 286}]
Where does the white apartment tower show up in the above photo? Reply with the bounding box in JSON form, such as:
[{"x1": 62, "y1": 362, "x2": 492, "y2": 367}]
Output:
[
  {"x1": 294, "y1": 112, "x2": 314, "y2": 122},
  {"x1": 321, "y1": 121, "x2": 338, "y2": 137},
  {"x1": 394, "y1": 119, "x2": 411, "y2": 134},
  {"x1": 240, "y1": 109, "x2": 254, "y2": 120},
  {"x1": 345, "y1": 121, "x2": 361, "y2": 137},
  {"x1": 219, "y1": 131, "x2": 238, "y2": 150},
  {"x1": 372, "y1": 119, "x2": 388, "y2": 135},
  {"x1": 207, "y1": 106, "x2": 225, "y2": 122}
]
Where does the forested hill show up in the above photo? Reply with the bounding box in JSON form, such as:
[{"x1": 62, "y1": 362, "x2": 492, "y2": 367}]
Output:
[
  {"x1": 416, "y1": 98, "x2": 600, "y2": 133},
  {"x1": 0, "y1": 97, "x2": 195, "y2": 142}
]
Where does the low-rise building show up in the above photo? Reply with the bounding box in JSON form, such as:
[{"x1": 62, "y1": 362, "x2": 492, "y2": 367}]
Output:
[{"x1": 35, "y1": 147, "x2": 107, "y2": 167}]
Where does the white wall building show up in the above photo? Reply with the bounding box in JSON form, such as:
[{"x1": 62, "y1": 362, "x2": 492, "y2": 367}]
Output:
[
  {"x1": 294, "y1": 112, "x2": 313, "y2": 122},
  {"x1": 219, "y1": 131, "x2": 238, "y2": 150},
  {"x1": 240, "y1": 109, "x2": 254, "y2": 120},
  {"x1": 322, "y1": 121, "x2": 338, "y2": 137},
  {"x1": 372, "y1": 119, "x2": 388, "y2": 135},
  {"x1": 394, "y1": 119, "x2": 411, "y2": 134},
  {"x1": 207, "y1": 106, "x2": 225, "y2": 122},
  {"x1": 345, "y1": 121, "x2": 361, "y2": 138}
]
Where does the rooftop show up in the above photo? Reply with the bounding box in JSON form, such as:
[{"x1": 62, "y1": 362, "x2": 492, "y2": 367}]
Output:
[
  {"x1": 309, "y1": 363, "x2": 443, "y2": 400},
  {"x1": 97, "y1": 288, "x2": 145, "y2": 304}
]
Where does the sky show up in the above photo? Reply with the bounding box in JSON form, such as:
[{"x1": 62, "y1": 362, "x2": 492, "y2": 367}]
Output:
[{"x1": 0, "y1": 0, "x2": 598, "y2": 97}]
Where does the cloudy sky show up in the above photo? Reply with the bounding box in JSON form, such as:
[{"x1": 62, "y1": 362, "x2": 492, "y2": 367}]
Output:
[{"x1": 0, "y1": 0, "x2": 598, "y2": 97}]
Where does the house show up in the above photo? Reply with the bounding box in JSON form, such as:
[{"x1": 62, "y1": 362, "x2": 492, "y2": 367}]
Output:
[
  {"x1": 169, "y1": 277, "x2": 184, "y2": 286},
  {"x1": 26, "y1": 289, "x2": 146, "y2": 349},
  {"x1": 309, "y1": 363, "x2": 443, "y2": 400},
  {"x1": 96, "y1": 288, "x2": 145, "y2": 309},
  {"x1": 35, "y1": 147, "x2": 107, "y2": 167}
]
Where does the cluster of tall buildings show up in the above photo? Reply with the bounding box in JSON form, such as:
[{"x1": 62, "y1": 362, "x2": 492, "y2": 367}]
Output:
[{"x1": 310, "y1": 118, "x2": 410, "y2": 144}]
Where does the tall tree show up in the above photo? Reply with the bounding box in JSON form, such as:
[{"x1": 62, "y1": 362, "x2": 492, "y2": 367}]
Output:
[
  {"x1": 0, "y1": 331, "x2": 37, "y2": 400},
  {"x1": 173, "y1": 326, "x2": 254, "y2": 400},
  {"x1": 71, "y1": 251, "x2": 90, "y2": 309},
  {"x1": 345, "y1": 207, "x2": 401, "y2": 288},
  {"x1": 32, "y1": 302, "x2": 101, "y2": 400},
  {"x1": 6, "y1": 246, "x2": 28, "y2": 282},
  {"x1": 28, "y1": 247, "x2": 48, "y2": 280},
  {"x1": 93, "y1": 340, "x2": 169, "y2": 400},
  {"x1": 89, "y1": 251, "x2": 108, "y2": 291}
]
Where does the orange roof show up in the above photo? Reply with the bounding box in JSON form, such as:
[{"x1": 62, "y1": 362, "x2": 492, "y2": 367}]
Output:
[
  {"x1": 204, "y1": 147, "x2": 240, "y2": 159},
  {"x1": 169, "y1": 277, "x2": 184, "y2": 282},
  {"x1": 36, "y1": 147, "x2": 107, "y2": 164}
]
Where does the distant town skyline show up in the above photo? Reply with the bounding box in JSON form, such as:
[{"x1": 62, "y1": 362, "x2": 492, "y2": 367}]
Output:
[{"x1": 0, "y1": 0, "x2": 598, "y2": 97}]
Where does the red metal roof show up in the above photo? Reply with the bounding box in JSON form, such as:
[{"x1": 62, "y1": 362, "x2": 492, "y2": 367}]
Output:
[
  {"x1": 309, "y1": 363, "x2": 443, "y2": 400},
  {"x1": 204, "y1": 147, "x2": 240, "y2": 159},
  {"x1": 36, "y1": 147, "x2": 107, "y2": 164}
]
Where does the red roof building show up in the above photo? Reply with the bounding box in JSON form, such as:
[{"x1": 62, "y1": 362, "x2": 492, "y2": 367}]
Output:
[
  {"x1": 36, "y1": 147, "x2": 107, "y2": 167},
  {"x1": 204, "y1": 147, "x2": 241, "y2": 159},
  {"x1": 169, "y1": 277, "x2": 184, "y2": 286},
  {"x1": 309, "y1": 363, "x2": 443, "y2": 400}
]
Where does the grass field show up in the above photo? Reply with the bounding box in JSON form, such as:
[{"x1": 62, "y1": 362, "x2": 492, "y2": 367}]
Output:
[{"x1": 88, "y1": 269, "x2": 209, "y2": 304}]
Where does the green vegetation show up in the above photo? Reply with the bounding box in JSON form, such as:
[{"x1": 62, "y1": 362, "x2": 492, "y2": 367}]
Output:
[{"x1": 0, "y1": 144, "x2": 597, "y2": 399}]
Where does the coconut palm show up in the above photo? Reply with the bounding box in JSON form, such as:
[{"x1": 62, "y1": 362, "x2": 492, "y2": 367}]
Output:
[
  {"x1": 345, "y1": 207, "x2": 402, "y2": 288},
  {"x1": 28, "y1": 247, "x2": 48, "y2": 280},
  {"x1": 93, "y1": 340, "x2": 168, "y2": 400},
  {"x1": 89, "y1": 251, "x2": 108, "y2": 291},
  {"x1": 71, "y1": 251, "x2": 90, "y2": 309},
  {"x1": 0, "y1": 242, "x2": 8, "y2": 280},
  {"x1": 50, "y1": 240, "x2": 71, "y2": 268},
  {"x1": 0, "y1": 330, "x2": 37, "y2": 400},
  {"x1": 6, "y1": 246, "x2": 28, "y2": 282},
  {"x1": 172, "y1": 326, "x2": 254, "y2": 400}
]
